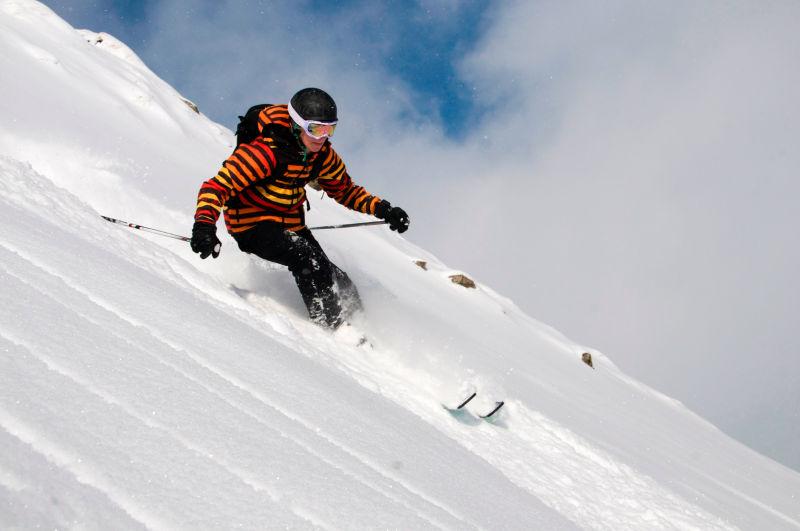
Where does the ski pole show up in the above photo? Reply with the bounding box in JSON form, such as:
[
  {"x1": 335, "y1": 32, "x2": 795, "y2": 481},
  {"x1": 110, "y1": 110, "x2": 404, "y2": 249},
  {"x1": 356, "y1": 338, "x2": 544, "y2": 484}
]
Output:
[
  {"x1": 308, "y1": 220, "x2": 387, "y2": 230},
  {"x1": 100, "y1": 215, "x2": 191, "y2": 242},
  {"x1": 101, "y1": 215, "x2": 386, "y2": 241}
]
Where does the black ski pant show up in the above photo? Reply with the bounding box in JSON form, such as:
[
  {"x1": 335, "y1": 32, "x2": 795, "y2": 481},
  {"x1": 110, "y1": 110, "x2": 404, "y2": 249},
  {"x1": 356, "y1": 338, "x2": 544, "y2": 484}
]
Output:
[{"x1": 234, "y1": 223, "x2": 361, "y2": 328}]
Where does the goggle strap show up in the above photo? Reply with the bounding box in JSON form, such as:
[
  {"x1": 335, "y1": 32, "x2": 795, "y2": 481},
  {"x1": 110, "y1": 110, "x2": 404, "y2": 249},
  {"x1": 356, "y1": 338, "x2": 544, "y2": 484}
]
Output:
[{"x1": 287, "y1": 102, "x2": 306, "y2": 130}]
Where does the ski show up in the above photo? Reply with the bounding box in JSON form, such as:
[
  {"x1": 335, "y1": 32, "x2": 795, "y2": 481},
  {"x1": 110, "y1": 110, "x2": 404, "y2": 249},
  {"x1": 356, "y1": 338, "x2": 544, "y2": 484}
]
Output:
[
  {"x1": 456, "y1": 392, "x2": 477, "y2": 409},
  {"x1": 479, "y1": 401, "x2": 505, "y2": 419},
  {"x1": 445, "y1": 392, "x2": 505, "y2": 422}
]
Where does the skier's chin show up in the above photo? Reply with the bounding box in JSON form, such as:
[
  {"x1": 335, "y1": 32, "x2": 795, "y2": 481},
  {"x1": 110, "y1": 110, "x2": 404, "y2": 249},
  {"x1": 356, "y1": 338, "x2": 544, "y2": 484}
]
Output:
[
  {"x1": 299, "y1": 129, "x2": 328, "y2": 152},
  {"x1": 307, "y1": 140, "x2": 326, "y2": 152}
]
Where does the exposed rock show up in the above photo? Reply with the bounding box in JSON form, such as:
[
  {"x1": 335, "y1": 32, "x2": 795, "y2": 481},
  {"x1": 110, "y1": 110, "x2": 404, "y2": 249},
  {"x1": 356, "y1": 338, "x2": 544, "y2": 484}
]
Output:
[
  {"x1": 582, "y1": 352, "x2": 594, "y2": 369},
  {"x1": 449, "y1": 274, "x2": 476, "y2": 289},
  {"x1": 181, "y1": 97, "x2": 199, "y2": 114},
  {"x1": 414, "y1": 260, "x2": 428, "y2": 270}
]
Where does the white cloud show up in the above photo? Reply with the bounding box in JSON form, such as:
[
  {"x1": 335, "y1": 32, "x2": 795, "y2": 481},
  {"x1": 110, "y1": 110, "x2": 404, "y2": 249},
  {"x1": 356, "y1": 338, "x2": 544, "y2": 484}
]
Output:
[{"x1": 442, "y1": 0, "x2": 800, "y2": 468}]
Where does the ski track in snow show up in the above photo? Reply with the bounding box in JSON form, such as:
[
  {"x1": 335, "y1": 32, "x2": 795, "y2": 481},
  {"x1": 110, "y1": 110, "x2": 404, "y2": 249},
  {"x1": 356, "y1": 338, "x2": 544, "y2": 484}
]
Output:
[
  {"x1": 234, "y1": 295, "x2": 734, "y2": 531},
  {"x1": 0, "y1": 276, "x2": 319, "y2": 528},
  {"x1": 0, "y1": 403, "x2": 171, "y2": 530},
  {"x1": 689, "y1": 468, "x2": 800, "y2": 529},
  {"x1": 0, "y1": 157, "x2": 789, "y2": 529},
  {"x1": 280, "y1": 320, "x2": 735, "y2": 530},
  {"x1": 0, "y1": 241, "x2": 467, "y2": 529},
  {"x1": 0, "y1": 156, "x2": 574, "y2": 528}
]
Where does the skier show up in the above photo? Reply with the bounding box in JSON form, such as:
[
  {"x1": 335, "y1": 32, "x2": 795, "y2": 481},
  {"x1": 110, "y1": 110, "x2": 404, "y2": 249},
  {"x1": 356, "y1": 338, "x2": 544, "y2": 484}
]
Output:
[{"x1": 190, "y1": 88, "x2": 410, "y2": 329}]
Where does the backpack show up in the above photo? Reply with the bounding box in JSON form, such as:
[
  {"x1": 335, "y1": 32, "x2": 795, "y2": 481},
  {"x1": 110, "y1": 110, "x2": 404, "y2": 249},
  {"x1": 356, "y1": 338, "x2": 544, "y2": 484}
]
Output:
[{"x1": 235, "y1": 103, "x2": 271, "y2": 146}]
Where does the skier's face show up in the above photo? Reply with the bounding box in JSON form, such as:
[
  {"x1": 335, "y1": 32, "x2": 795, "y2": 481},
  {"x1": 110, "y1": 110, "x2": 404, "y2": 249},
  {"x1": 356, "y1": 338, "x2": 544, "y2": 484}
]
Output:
[{"x1": 300, "y1": 129, "x2": 327, "y2": 153}]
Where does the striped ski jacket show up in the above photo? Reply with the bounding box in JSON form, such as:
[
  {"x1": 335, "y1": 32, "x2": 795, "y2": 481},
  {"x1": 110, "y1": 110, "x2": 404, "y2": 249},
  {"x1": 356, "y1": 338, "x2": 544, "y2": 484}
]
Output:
[{"x1": 194, "y1": 104, "x2": 382, "y2": 234}]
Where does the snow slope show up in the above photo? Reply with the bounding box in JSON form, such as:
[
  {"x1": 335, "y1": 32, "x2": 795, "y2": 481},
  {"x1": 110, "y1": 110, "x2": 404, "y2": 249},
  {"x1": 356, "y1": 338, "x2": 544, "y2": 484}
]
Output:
[{"x1": 1, "y1": 1, "x2": 798, "y2": 529}]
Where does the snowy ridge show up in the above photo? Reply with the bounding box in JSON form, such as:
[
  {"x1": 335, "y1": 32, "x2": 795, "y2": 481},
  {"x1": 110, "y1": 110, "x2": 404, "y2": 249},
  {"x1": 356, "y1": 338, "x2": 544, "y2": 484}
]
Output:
[
  {"x1": 78, "y1": 29, "x2": 150, "y2": 71},
  {"x1": 1, "y1": 1, "x2": 799, "y2": 529}
]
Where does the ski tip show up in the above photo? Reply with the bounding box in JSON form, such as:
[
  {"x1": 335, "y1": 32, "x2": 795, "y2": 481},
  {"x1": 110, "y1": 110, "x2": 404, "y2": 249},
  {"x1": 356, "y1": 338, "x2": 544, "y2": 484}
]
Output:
[
  {"x1": 480, "y1": 401, "x2": 505, "y2": 419},
  {"x1": 456, "y1": 392, "x2": 477, "y2": 409}
]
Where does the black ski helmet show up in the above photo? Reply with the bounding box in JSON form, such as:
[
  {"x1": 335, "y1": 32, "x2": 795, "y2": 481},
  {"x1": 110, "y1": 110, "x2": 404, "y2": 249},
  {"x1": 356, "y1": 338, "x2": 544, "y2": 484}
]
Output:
[{"x1": 290, "y1": 87, "x2": 337, "y2": 122}]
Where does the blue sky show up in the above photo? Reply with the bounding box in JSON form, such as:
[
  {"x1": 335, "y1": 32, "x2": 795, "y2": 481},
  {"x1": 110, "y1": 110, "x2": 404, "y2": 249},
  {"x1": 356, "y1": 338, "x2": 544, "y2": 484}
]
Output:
[
  {"x1": 40, "y1": 0, "x2": 800, "y2": 473},
  {"x1": 45, "y1": 0, "x2": 489, "y2": 137}
]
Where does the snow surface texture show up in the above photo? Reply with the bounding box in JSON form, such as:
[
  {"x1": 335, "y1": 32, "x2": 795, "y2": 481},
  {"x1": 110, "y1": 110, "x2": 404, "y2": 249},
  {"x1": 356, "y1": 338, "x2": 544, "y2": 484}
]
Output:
[{"x1": 1, "y1": 1, "x2": 799, "y2": 529}]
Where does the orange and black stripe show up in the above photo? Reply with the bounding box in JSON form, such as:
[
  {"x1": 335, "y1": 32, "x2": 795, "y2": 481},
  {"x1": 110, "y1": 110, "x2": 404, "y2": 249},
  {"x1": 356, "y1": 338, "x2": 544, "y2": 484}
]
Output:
[{"x1": 194, "y1": 104, "x2": 382, "y2": 233}]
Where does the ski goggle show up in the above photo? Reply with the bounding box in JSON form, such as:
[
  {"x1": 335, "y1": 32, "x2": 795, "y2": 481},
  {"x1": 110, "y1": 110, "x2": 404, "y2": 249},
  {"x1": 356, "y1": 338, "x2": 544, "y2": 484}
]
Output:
[
  {"x1": 305, "y1": 121, "x2": 337, "y2": 139},
  {"x1": 288, "y1": 102, "x2": 337, "y2": 139}
]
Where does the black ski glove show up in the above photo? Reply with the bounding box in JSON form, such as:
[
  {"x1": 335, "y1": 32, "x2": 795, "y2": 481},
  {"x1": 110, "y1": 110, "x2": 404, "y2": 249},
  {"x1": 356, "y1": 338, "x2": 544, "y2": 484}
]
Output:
[
  {"x1": 375, "y1": 200, "x2": 410, "y2": 234},
  {"x1": 191, "y1": 221, "x2": 221, "y2": 259}
]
